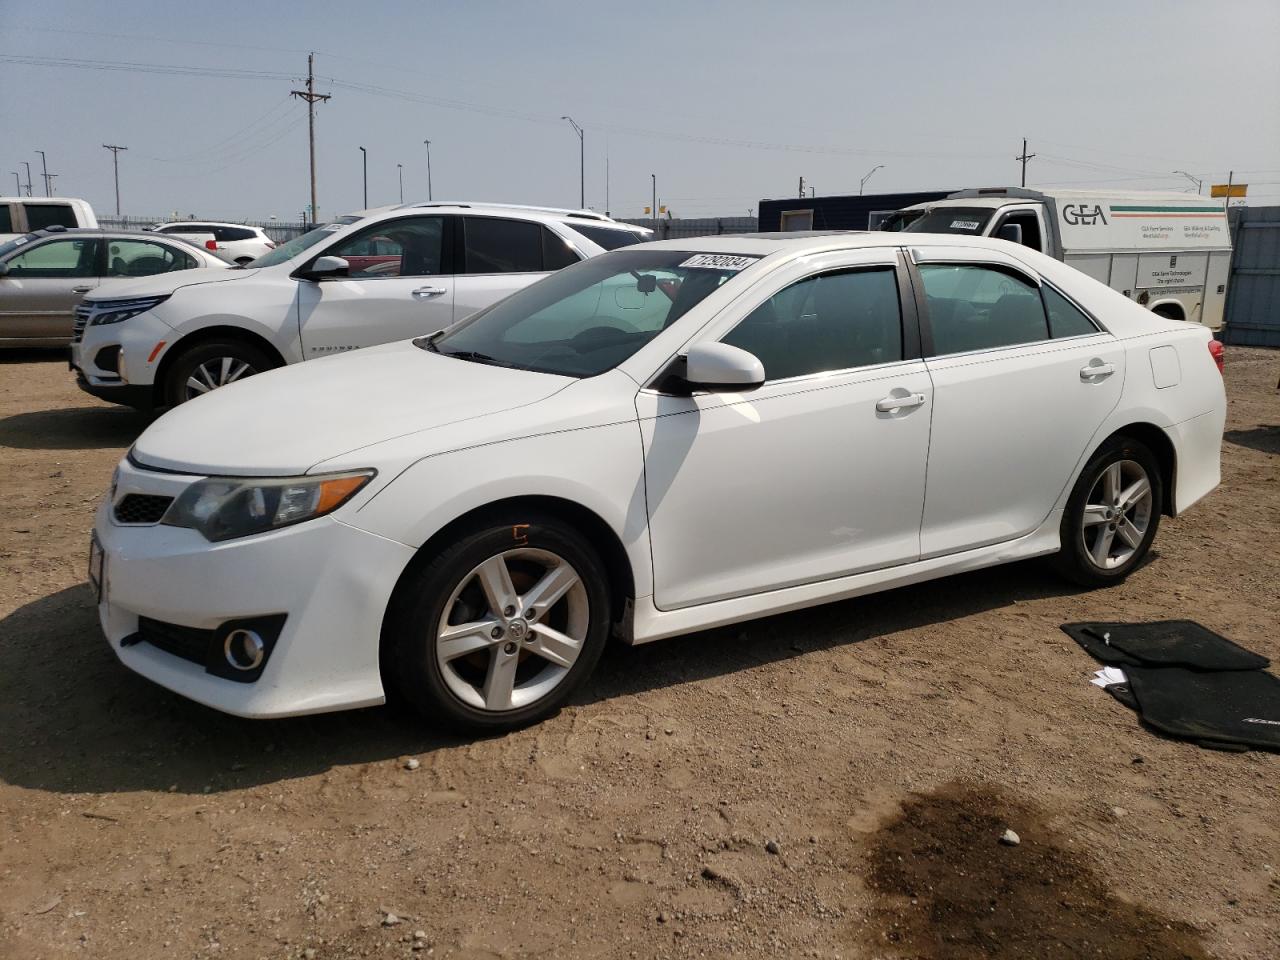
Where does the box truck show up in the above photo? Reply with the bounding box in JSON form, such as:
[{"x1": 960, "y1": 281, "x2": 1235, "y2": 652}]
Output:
[{"x1": 896, "y1": 187, "x2": 1232, "y2": 329}]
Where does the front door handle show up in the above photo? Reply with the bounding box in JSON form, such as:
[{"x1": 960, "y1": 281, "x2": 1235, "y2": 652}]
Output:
[
  {"x1": 411, "y1": 286, "x2": 447, "y2": 300},
  {"x1": 1080, "y1": 361, "x2": 1115, "y2": 381},
  {"x1": 72, "y1": 286, "x2": 93, "y2": 294},
  {"x1": 876, "y1": 392, "x2": 927, "y2": 413}
]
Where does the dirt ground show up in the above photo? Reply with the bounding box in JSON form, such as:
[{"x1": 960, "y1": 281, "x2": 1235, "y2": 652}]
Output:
[{"x1": 0, "y1": 346, "x2": 1277, "y2": 960}]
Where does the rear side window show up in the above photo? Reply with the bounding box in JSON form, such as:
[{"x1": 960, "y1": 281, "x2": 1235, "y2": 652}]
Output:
[
  {"x1": 919, "y1": 264, "x2": 1048, "y2": 355},
  {"x1": 0, "y1": 205, "x2": 12, "y2": 233},
  {"x1": 24, "y1": 203, "x2": 77, "y2": 230},
  {"x1": 567, "y1": 223, "x2": 644, "y2": 251},
  {"x1": 215, "y1": 226, "x2": 257, "y2": 242},
  {"x1": 1043, "y1": 284, "x2": 1099, "y2": 338},
  {"x1": 463, "y1": 217, "x2": 543, "y2": 273},
  {"x1": 722, "y1": 267, "x2": 903, "y2": 381},
  {"x1": 541, "y1": 227, "x2": 579, "y2": 270}
]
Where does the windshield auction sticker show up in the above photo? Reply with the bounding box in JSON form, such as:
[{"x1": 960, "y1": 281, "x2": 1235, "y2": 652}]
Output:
[
  {"x1": 679, "y1": 254, "x2": 760, "y2": 271},
  {"x1": 950, "y1": 220, "x2": 981, "y2": 231}
]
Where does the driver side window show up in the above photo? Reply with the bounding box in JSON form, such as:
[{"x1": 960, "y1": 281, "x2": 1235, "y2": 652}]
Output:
[
  {"x1": 721, "y1": 267, "x2": 903, "y2": 381},
  {"x1": 326, "y1": 216, "x2": 445, "y2": 279}
]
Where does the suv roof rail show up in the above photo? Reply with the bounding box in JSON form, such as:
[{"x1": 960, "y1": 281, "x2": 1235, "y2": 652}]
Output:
[{"x1": 397, "y1": 201, "x2": 615, "y2": 222}]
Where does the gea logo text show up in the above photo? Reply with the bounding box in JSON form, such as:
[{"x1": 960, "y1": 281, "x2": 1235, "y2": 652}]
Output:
[{"x1": 1062, "y1": 204, "x2": 1108, "y2": 226}]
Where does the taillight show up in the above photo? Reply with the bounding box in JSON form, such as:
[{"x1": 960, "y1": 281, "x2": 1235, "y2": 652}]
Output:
[
  {"x1": 205, "y1": 239, "x2": 217, "y2": 251},
  {"x1": 1208, "y1": 339, "x2": 1224, "y2": 374}
]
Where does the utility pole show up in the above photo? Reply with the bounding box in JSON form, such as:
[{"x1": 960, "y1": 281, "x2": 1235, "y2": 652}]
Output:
[
  {"x1": 397, "y1": 163, "x2": 404, "y2": 203},
  {"x1": 291, "y1": 52, "x2": 331, "y2": 224},
  {"x1": 36, "y1": 150, "x2": 50, "y2": 196},
  {"x1": 21, "y1": 162, "x2": 33, "y2": 197},
  {"x1": 1015, "y1": 138, "x2": 1035, "y2": 187},
  {"x1": 358, "y1": 146, "x2": 367, "y2": 208},
  {"x1": 423, "y1": 140, "x2": 433, "y2": 201},
  {"x1": 651, "y1": 173, "x2": 657, "y2": 229},
  {"x1": 798, "y1": 175, "x2": 805, "y2": 198},
  {"x1": 46, "y1": 174, "x2": 58, "y2": 195},
  {"x1": 102, "y1": 144, "x2": 127, "y2": 216}
]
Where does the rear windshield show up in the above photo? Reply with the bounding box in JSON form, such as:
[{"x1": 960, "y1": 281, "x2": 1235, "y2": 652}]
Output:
[
  {"x1": 902, "y1": 207, "x2": 994, "y2": 236},
  {"x1": 566, "y1": 223, "x2": 647, "y2": 250},
  {"x1": 247, "y1": 217, "x2": 361, "y2": 267}
]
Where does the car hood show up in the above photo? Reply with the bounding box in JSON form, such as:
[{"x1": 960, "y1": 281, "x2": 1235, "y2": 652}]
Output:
[
  {"x1": 87, "y1": 265, "x2": 256, "y2": 301},
  {"x1": 131, "y1": 340, "x2": 576, "y2": 475}
]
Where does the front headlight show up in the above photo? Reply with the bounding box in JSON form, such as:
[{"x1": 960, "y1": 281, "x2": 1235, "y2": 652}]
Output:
[
  {"x1": 162, "y1": 470, "x2": 375, "y2": 542},
  {"x1": 89, "y1": 295, "x2": 171, "y2": 326}
]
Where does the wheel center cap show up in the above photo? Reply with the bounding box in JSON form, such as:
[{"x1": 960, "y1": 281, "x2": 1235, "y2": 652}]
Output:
[{"x1": 508, "y1": 619, "x2": 528, "y2": 641}]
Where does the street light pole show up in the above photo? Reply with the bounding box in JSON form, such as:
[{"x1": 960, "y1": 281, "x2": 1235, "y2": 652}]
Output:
[
  {"x1": 651, "y1": 173, "x2": 657, "y2": 230},
  {"x1": 358, "y1": 146, "x2": 367, "y2": 208},
  {"x1": 36, "y1": 150, "x2": 49, "y2": 196},
  {"x1": 397, "y1": 163, "x2": 403, "y2": 203},
  {"x1": 859, "y1": 164, "x2": 884, "y2": 195},
  {"x1": 423, "y1": 140, "x2": 433, "y2": 201},
  {"x1": 10, "y1": 172, "x2": 19, "y2": 194},
  {"x1": 1173, "y1": 170, "x2": 1203, "y2": 195},
  {"x1": 103, "y1": 144, "x2": 127, "y2": 216},
  {"x1": 561, "y1": 116, "x2": 584, "y2": 208}
]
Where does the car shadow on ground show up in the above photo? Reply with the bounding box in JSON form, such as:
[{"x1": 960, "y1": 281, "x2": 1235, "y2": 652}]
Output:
[
  {"x1": 0, "y1": 406, "x2": 153, "y2": 450},
  {"x1": 1225, "y1": 425, "x2": 1279, "y2": 455},
  {"x1": 0, "y1": 347, "x2": 69, "y2": 364},
  {"x1": 0, "y1": 559, "x2": 1089, "y2": 797}
]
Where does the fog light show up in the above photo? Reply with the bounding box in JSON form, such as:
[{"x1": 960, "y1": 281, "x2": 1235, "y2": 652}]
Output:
[{"x1": 224, "y1": 628, "x2": 265, "y2": 671}]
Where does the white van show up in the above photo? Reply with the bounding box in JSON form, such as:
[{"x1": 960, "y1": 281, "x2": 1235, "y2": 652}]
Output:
[
  {"x1": 0, "y1": 197, "x2": 99, "y2": 243},
  {"x1": 897, "y1": 188, "x2": 1232, "y2": 329}
]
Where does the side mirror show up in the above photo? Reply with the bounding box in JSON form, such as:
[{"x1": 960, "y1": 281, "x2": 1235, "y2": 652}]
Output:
[
  {"x1": 683, "y1": 342, "x2": 765, "y2": 392},
  {"x1": 301, "y1": 255, "x2": 350, "y2": 281},
  {"x1": 996, "y1": 222, "x2": 1024, "y2": 245}
]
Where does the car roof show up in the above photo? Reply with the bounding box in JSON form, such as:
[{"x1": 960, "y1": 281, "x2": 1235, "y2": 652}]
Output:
[
  {"x1": 630, "y1": 230, "x2": 1000, "y2": 256},
  {"x1": 154, "y1": 221, "x2": 261, "y2": 229},
  {"x1": 351, "y1": 201, "x2": 642, "y2": 230}
]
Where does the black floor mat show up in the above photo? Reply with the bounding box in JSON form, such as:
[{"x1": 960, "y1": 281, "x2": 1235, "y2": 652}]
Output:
[
  {"x1": 1125, "y1": 667, "x2": 1280, "y2": 751},
  {"x1": 1065, "y1": 620, "x2": 1279, "y2": 753},
  {"x1": 1062, "y1": 620, "x2": 1270, "y2": 671}
]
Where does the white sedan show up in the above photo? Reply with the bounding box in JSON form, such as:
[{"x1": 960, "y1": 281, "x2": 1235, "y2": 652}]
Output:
[{"x1": 92, "y1": 232, "x2": 1226, "y2": 731}]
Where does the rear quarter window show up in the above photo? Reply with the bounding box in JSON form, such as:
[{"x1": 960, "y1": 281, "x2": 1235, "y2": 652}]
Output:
[{"x1": 567, "y1": 223, "x2": 645, "y2": 251}]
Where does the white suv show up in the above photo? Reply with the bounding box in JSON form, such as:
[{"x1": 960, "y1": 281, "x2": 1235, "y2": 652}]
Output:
[
  {"x1": 151, "y1": 221, "x2": 276, "y2": 264},
  {"x1": 71, "y1": 203, "x2": 650, "y2": 409}
]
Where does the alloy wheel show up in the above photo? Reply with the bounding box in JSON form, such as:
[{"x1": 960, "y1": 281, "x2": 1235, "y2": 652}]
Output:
[
  {"x1": 185, "y1": 356, "x2": 258, "y2": 399},
  {"x1": 1080, "y1": 459, "x2": 1153, "y2": 570},
  {"x1": 434, "y1": 548, "x2": 589, "y2": 712}
]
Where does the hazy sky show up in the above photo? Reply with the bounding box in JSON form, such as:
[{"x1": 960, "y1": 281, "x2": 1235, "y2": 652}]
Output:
[{"x1": 3, "y1": 0, "x2": 1278, "y2": 222}]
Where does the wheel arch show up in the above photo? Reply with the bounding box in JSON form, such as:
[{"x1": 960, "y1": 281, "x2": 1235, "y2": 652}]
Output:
[
  {"x1": 1097, "y1": 422, "x2": 1177, "y2": 517},
  {"x1": 152, "y1": 325, "x2": 287, "y2": 406},
  {"x1": 380, "y1": 494, "x2": 637, "y2": 639},
  {"x1": 1148, "y1": 300, "x2": 1186, "y2": 322}
]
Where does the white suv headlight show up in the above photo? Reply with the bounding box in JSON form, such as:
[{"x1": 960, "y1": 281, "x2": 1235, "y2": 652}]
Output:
[
  {"x1": 163, "y1": 470, "x2": 374, "y2": 541},
  {"x1": 89, "y1": 295, "x2": 171, "y2": 326}
]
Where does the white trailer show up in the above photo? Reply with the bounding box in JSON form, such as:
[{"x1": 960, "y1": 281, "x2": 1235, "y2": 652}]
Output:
[{"x1": 897, "y1": 187, "x2": 1232, "y2": 330}]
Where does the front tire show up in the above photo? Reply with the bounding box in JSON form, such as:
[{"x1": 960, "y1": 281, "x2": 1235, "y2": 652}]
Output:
[
  {"x1": 384, "y1": 512, "x2": 611, "y2": 733},
  {"x1": 162, "y1": 339, "x2": 276, "y2": 407},
  {"x1": 1054, "y1": 435, "x2": 1162, "y2": 587}
]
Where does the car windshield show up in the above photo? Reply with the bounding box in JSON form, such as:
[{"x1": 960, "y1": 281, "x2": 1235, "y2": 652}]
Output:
[
  {"x1": 245, "y1": 216, "x2": 361, "y2": 267},
  {"x1": 902, "y1": 207, "x2": 995, "y2": 236},
  {"x1": 426, "y1": 249, "x2": 757, "y2": 378}
]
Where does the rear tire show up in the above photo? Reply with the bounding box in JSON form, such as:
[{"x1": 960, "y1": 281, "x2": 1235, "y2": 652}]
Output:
[
  {"x1": 384, "y1": 512, "x2": 611, "y2": 733},
  {"x1": 1053, "y1": 435, "x2": 1162, "y2": 587},
  {"x1": 162, "y1": 339, "x2": 277, "y2": 407}
]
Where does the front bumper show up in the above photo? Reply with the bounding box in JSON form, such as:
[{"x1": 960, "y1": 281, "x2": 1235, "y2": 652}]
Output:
[
  {"x1": 94, "y1": 460, "x2": 416, "y2": 718},
  {"x1": 74, "y1": 368, "x2": 154, "y2": 409},
  {"x1": 72, "y1": 310, "x2": 174, "y2": 399}
]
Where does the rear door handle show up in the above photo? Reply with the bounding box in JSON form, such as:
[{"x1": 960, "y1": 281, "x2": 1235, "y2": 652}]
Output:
[
  {"x1": 876, "y1": 392, "x2": 927, "y2": 413},
  {"x1": 411, "y1": 286, "x2": 447, "y2": 300},
  {"x1": 1080, "y1": 361, "x2": 1115, "y2": 380},
  {"x1": 72, "y1": 286, "x2": 93, "y2": 294}
]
